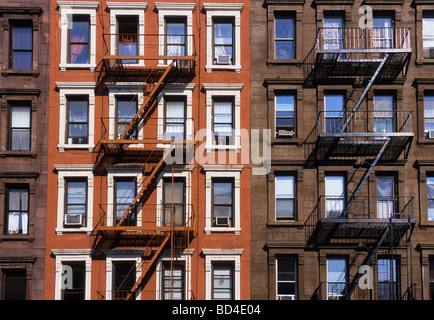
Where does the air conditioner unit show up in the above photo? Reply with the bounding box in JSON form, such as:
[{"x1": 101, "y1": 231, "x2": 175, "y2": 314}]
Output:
[
  {"x1": 217, "y1": 135, "x2": 230, "y2": 145},
  {"x1": 215, "y1": 216, "x2": 230, "y2": 227},
  {"x1": 277, "y1": 129, "x2": 294, "y2": 137},
  {"x1": 278, "y1": 295, "x2": 295, "y2": 300},
  {"x1": 64, "y1": 214, "x2": 83, "y2": 226},
  {"x1": 429, "y1": 130, "x2": 434, "y2": 139},
  {"x1": 216, "y1": 55, "x2": 231, "y2": 65}
]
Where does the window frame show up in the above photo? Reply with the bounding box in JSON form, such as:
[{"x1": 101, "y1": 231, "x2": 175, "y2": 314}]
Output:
[
  {"x1": 10, "y1": 20, "x2": 33, "y2": 71},
  {"x1": 5, "y1": 184, "x2": 30, "y2": 235},
  {"x1": 211, "y1": 262, "x2": 235, "y2": 300},
  {"x1": 67, "y1": 14, "x2": 90, "y2": 65},
  {"x1": 64, "y1": 178, "x2": 88, "y2": 228},
  {"x1": 274, "y1": 174, "x2": 296, "y2": 221},
  {"x1": 55, "y1": 165, "x2": 94, "y2": 234},
  {"x1": 163, "y1": 96, "x2": 186, "y2": 141},
  {"x1": 161, "y1": 261, "x2": 185, "y2": 300},
  {"x1": 162, "y1": 177, "x2": 186, "y2": 227},
  {"x1": 326, "y1": 256, "x2": 348, "y2": 300},
  {"x1": 274, "y1": 12, "x2": 295, "y2": 60},
  {"x1": 212, "y1": 96, "x2": 235, "y2": 146},
  {"x1": 211, "y1": 178, "x2": 234, "y2": 228},
  {"x1": 105, "y1": 253, "x2": 141, "y2": 301},
  {"x1": 58, "y1": 2, "x2": 98, "y2": 71},
  {"x1": 428, "y1": 175, "x2": 434, "y2": 221},
  {"x1": 276, "y1": 256, "x2": 297, "y2": 300},
  {"x1": 66, "y1": 95, "x2": 89, "y2": 145},
  {"x1": 8, "y1": 101, "x2": 32, "y2": 152},
  {"x1": 274, "y1": 91, "x2": 296, "y2": 139},
  {"x1": 204, "y1": 3, "x2": 243, "y2": 73}
]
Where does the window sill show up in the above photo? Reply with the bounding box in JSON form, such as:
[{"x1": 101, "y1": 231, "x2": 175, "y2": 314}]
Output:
[
  {"x1": 267, "y1": 220, "x2": 303, "y2": 228},
  {"x1": 271, "y1": 137, "x2": 303, "y2": 146},
  {"x1": 0, "y1": 151, "x2": 37, "y2": 158},
  {"x1": 205, "y1": 144, "x2": 241, "y2": 152},
  {"x1": 0, "y1": 234, "x2": 34, "y2": 241},
  {"x1": 206, "y1": 64, "x2": 241, "y2": 73},
  {"x1": 266, "y1": 59, "x2": 303, "y2": 66},
  {"x1": 204, "y1": 227, "x2": 241, "y2": 235},
  {"x1": 2, "y1": 69, "x2": 39, "y2": 77},
  {"x1": 416, "y1": 58, "x2": 434, "y2": 66},
  {"x1": 55, "y1": 227, "x2": 93, "y2": 235},
  {"x1": 58, "y1": 144, "x2": 95, "y2": 152},
  {"x1": 59, "y1": 63, "x2": 96, "y2": 72}
]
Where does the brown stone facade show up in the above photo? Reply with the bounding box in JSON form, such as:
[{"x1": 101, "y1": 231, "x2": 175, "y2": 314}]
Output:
[
  {"x1": 251, "y1": 0, "x2": 434, "y2": 300},
  {"x1": 0, "y1": 2, "x2": 50, "y2": 299}
]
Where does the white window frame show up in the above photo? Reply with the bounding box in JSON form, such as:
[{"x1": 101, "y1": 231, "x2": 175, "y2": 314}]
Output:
[
  {"x1": 203, "y1": 83, "x2": 243, "y2": 151},
  {"x1": 202, "y1": 248, "x2": 243, "y2": 300},
  {"x1": 204, "y1": 3, "x2": 243, "y2": 73},
  {"x1": 106, "y1": 2, "x2": 147, "y2": 67},
  {"x1": 275, "y1": 175, "x2": 296, "y2": 221},
  {"x1": 52, "y1": 249, "x2": 92, "y2": 300},
  {"x1": 58, "y1": 1, "x2": 98, "y2": 72},
  {"x1": 156, "y1": 165, "x2": 193, "y2": 227},
  {"x1": 54, "y1": 164, "x2": 94, "y2": 235},
  {"x1": 105, "y1": 250, "x2": 142, "y2": 300},
  {"x1": 106, "y1": 82, "x2": 144, "y2": 146},
  {"x1": 157, "y1": 83, "x2": 195, "y2": 147},
  {"x1": 155, "y1": 248, "x2": 194, "y2": 300},
  {"x1": 105, "y1": 165, "x2": 143, "y2": 227},
  {"x1": 203, "y1": 165, "x2": 242, "y2": 235},
  {"x1": 56, "y1": 82, "x2": 96, "y2": 152},
  {"x1": 155, "y1": 2, "x2": 195, "y2": 66}
]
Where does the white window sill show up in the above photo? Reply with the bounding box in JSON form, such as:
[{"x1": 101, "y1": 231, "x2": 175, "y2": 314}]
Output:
[
  {"x1": 58, "y1": 144, "x2": 95, "y2": 152},
  {"x1": 59, "y1": 63, "x2": 96, "y2": 72},
  {"x1": 205, "y1": 144, "x2": 241, "y2": 152},
  {"x1": 204, "y1": 227, "x2": 241, "y2": 235},
  {"x1": 55, "y1": 227, "x2": 93, "y2": 235},
  {"x1": 206, "y1": 64, "x2": 241, "y2": 73}
]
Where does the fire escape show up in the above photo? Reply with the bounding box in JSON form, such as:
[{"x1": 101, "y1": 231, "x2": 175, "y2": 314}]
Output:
[
  {"x1": 91, "y1": 32, "x2": 197, "y2": 300},
  {"x1": 303, "y1": 27, "x2": 416, "y2": 300}
]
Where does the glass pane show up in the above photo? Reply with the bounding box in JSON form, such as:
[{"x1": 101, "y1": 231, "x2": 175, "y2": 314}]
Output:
[
  {"x1": 118, "y1": 98, "x2": 137, "y2": 121},
  {"x1": 275, "y1": 17, "x2": 294, "y2": 39},
  {"x1": 8, "y1": 188, "x2": 28, "y2": 211},
  {"x1": 428, "y1": 177, "x2": 434, "y2": 199},
  {"x1": 213, "y1": 206, "x2": 232, "y2": 218},
  {"x1": 69, "y1": 99, "x2": 88, "y2": 122},
  {"x1": 67, "y1": 204, "x2": 86, "y2": 215},
  {"x1": 275, "y1": 176, "x2": 294, "y2": 198},
  {"x1": 275, "y1": 41, "x2": 294, "y2": 59},
  {"x1": 277, "y1": 283, "x2": 296, "y2": 295},
  {"x1": 277, "y1": 258, "x2": 296, "y2": 281},
  {"x1": 276, "y1": 199, "x2": 294, "y2": 218},
  {"x1": 214, "y1": 22, "x2": 233, "y2": 45},
  {"x1": 375, "y1": 95, "x2": 394, "y2": 115},
  {"x1": 425, "y1": 95, "x2": 434, "y2": 118},
  {"x1": 11, "y1": 129, "x2": 30, "y2": 151},
  {"x1": 11, "y1": 106, "x2": 31, "y2": 128},
  {"x1": 69, "y1": 124, "x2": 88, "y2": 137},
  {"x1": 327, "y1": 259, "x2": 346, "y2": 282},
  {"x1": 214, "y1": 101, "x2": 232, "y2": 123},
  {"x1": 325, "y1": 176, "x2": 344, "y2": 197},
  {"x1": 13, "y1": 26, "x2": 32, "y2": 50},
  {"x1": 377, "y1": 177, "x2": 394, "y2": 198},
  {"x1": 164, "y1": 180, "x2": 184, "y2": 204},
  {"x1": 428, "y1": 204, "x2": 434, "y2": 221},
  {"x1": 70, "y1": 19, "x2": 89, "y2": 43},
  {"x1": 423, "y1": 17, "x2": 434, "y2": 37},
  {"x1": 13, "y1": 52, "x2": 32, "y2": 70},
  {"x1": 70, "y1": 44, "x2": 89, "y2": 64},
  {"x1": 67, "y1": 181, "x2": 86, "y2": 204},
  {"x1": 116, "y1": 180, "x2": 136, "y2": 204},
  {"x1": 276, "y1": 95, "x2": 294, "y2": 111},
  {"x1": 213, "y1": 182, "x2": 233, "y2": 204},
  {"x1": 325, "y1": 94, "x2": 344, "y2": 114}
]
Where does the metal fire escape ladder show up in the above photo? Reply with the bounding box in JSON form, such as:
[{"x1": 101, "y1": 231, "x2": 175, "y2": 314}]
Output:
[{"x1": 119, "y1": 61, "x2": 175, "y2": 142}]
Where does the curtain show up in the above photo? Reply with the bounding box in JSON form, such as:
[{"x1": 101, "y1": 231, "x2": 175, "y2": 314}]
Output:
[
  {"x1": 8, "y1": 188, "x2": 29, "y2": 234},
  {"x1": 11, "y1": 106, "x2": 31, "y2": 151},
  {"x1": 70, "y1": 19, "x2": 89, "y2": 64},
  {"x1": 377, "y1": 178, "x2": 394, "y2": 218}
]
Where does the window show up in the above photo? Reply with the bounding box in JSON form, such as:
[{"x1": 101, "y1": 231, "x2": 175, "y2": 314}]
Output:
[
  {"x1": 423, "y1": 12, "x2": 434, "y2": 59},
  {"x1": 67, "y1": 96, "x2": 88, "y2": 144},
  {"x1": 274, "y1": 12, "x2": 295, "y2": 60},
  {"x1": 373, "y1": 14, "x2": 393, "y2": 49},
  {"x1": 6, "y1": 186, "x2": 29, "y2": 235},
  {"x1": 377, "y1": 257, "x2": 400, "y2": 300},
  {"x1": 163, "y1": 178, "x2": 185, "y2": 226},
  {"x1": 376, "y1": 176, "x2": 396, "y2": 219},
  {"x1": 166, "y1": 17, "x2": 186, "y2": 58},
  {"x1": 213, "y1": 18, "x2": 234, "y2": 65},
  {"x1": 325, "y1": 175, "x2": 345, "y2": 218},
  {"x1": 275, "y1": 175, "x2": 295, "y2": 220},
  {"x1": 212, "y1": 179, "x2": 234, "y2": 228},
  {"x1": 69, "y1": 15, "x2": 90, "y2": 64},
  {"x1": 212, "y1": 263, "x2": 234, "y2": 300},
  {"x1": 115, "y1": 178, "x2": 136, "y2": 226},
  {"x1": 65, "y1": 179, "x2": 87, "y2": 227},
  {"x1": 323, "y1": 14, "x2": 344, "y2": 59},
  {"x1": 276, "y1": 256, "x2": 297, "y2": 300},
  {"x1": 9, "y1": 102, "x2": 31, "y2": 151},
  {"x1": 429, "y1": 256, "x2": 434, "y2": 300},
  {"x1": 116, "y1": 96, "x2": 138, "y2": 139},
  {"x1": 213, "y1": 98, "x2": 234, "y2": 145},
  {"x1": 61, "y1": 262, "x2": 85, "y2": 300},
  {"x1": 162, "y1": 262, "x2": 185, "y2": 300},
  {"x1": 117, "y1": 15, "x2": 138, "y2": 64},
  {"x1": 112, "y1": 261, "x2": 136, "y2": 300},
  {"x1": 10, "y1": 21, "x2": 33, "y2": 70},
  {"x1": 164, "y1": 97, "x2": 185, "y2": 140},
  {"x1": 428, "y1": 176, "x2": 434, "y2": 221},
  {"x1": 324, "y1": 93, "x2": 344, "y2": 133},
  {"x1": 275, "y1": 92, "x2": 295, "y2": 138},
  {"x1": 2, "y1": 269, "x2": 26, "y2": 300},
  {"x1": 327, "y1": 257, "x2": 347, "y2": 300},
  {"x1": 425, "y1": 92, "x2": 434, "y2": 138},
  {"x1": 374, "y1": 94, "x2": 395, "y2": 134}
]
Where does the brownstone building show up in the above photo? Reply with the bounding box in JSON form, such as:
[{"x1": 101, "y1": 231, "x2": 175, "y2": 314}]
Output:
[
  {"x1": 0, "y1": 2, "x2": 50, "y2": 299},
  {"x1": 251, "y1": 0, "x2": 434, "y2": 300}
]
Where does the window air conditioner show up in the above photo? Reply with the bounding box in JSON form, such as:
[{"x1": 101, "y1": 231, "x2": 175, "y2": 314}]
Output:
[
  {"x1": 277, "y1": 129, "x2": 294, "y2": 137},
  {"x1": 429, "y1": 130, "x2": 434, "y2": 139},
  {"x1": 216, "y1": 55, "x2": 231, "y2": 65},
  {"x1": 69, "y1": 137, "x2": 87, "y2": 144},
  {"x1": 64, "y1": 213, "x2": 83, "y2": 226},
  {"x1": 215, "y1": 216, "x2": 230, "y2": 227}
]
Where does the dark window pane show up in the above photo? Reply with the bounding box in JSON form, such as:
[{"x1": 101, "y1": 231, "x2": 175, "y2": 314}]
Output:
[
  {"x1": 3, "y1": 269, "x2": 26, "y2": 300},
  {"x1": 69, "y1": 16, "x2": 89, "y2": 64},
  {"x1": 67, "y1": 181, "x2": 87, "y2": 204},
  {"x1": 12, "y1": 51, "x2": 32, "y2": 70},
  {"x1": 213, "y1": 182, "x2": 233, "y2": 204}
]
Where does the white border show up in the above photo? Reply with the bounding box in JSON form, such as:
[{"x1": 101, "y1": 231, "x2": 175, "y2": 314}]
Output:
[
  {"x1": 56, "y1": 82, "x2": 96, "y2": 152},
  {"x1": 57, "y1": 1, "x2": 98, "y2": 71}
]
